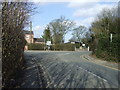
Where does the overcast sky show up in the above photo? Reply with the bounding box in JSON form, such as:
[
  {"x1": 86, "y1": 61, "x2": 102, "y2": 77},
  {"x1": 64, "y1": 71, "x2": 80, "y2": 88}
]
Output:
[{"x1": 28, "y1": 0, "x2": 119, "y2": 42}]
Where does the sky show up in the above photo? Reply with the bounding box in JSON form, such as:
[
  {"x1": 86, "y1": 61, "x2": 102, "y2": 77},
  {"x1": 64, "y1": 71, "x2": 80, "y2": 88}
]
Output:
[{"x1": 28, "y1": 0, "x2": 119, "y2": 42}]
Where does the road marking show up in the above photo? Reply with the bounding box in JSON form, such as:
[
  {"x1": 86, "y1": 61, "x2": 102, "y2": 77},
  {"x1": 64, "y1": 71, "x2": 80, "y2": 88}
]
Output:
[{"x1": 77, "y1": 66, "x2": 108, "y2": 82}]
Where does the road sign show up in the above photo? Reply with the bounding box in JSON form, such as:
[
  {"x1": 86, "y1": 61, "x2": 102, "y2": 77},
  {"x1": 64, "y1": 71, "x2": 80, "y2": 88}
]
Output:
[
  {"x1": 46, "y1": 41, "x2": 51, "y2": 46},
  {"x1": 82, "y1": 44, "x2": 85, "y2": 47}
]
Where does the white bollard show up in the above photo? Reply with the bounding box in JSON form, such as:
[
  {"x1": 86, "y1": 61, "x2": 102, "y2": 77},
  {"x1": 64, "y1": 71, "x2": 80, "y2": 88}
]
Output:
[
  {"x1": 88, "y1": 46, "x2": 89, "y2": 51},
  {"x1": 110, "y1": 33, "x2": 112, "y2": 42}
]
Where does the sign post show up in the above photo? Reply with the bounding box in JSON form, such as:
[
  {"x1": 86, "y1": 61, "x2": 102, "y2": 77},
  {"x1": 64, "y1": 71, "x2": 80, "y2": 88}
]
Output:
[
  {"x1": 46, "y1": 41, "x2": 51, "y2": 50},
  {"x1": 110, "y1": 33, "x2": 112, "y2": 42},
  {"x1": 87, "y1": 46, "x2": 89, "y2": 51}
]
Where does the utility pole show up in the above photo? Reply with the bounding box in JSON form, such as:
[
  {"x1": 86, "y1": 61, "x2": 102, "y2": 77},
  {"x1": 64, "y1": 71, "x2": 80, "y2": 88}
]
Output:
[
  {"x1": 30, "y1": 21, "x2": 32, "y2": 44},
  {"x1": 30, "y1": 21, "x2": 32, "y2": 32}
]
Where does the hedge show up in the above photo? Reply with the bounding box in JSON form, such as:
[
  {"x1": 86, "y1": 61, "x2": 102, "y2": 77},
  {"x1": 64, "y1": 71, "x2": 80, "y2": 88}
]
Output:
[
  {"x1": 2, "y1": 2, "x2": 28, "y2": 87},
  {"x1": 28, "y1": 43, "x2": 75, "y2": 51},
  {"x1": 95, "y1": 36, "x2": 119, "y2": 62},
  {"x1": 2, "y1": 28, "x2": 26, "y2": 87},
  {"x1": 51, "y1": 43, "x2": 75, "y2": 51},
  {"x1": 28, "y1": 43, "x2": 45, "y2": 50}
]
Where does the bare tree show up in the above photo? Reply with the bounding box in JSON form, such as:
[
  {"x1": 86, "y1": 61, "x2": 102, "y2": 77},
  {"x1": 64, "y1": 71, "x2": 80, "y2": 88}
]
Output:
[
  {"x1": 72, "y1": 25, "x2": 87, "y2": 43},
  {"x1": 48, "y1": 16, "x2": 75, "y2": 44}
]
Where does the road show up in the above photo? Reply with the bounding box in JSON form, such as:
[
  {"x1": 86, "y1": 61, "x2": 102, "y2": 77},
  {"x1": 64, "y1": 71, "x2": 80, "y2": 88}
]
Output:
[
  {"x1": 0, "y1": 48, "x2": 1, "y2": 89},
  {"x1": 24, "y1": 51, "x2": 119, "y2": 88}
]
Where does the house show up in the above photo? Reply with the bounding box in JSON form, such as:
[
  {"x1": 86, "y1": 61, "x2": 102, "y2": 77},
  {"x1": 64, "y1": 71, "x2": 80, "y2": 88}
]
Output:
[
  {"x1": 23, "y1": 30, "x2": 34, "y2": 50},
  {"x1": 34, "y1": 38, "x2": 45, "y2": 44},
  {"x1": 23, "y1": 30, "x2": 45, "y2": 50},
  {"x1": 23, "y1": 30, "x2": 34, "y2": 44}
]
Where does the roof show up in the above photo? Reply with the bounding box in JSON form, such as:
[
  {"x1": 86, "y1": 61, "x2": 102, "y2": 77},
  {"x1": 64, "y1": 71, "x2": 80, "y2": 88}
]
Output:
[
  {"x1": 34, "y1": 38, "x2": 44, "y2": 42},
  {"x1": 23, "y1": 30, "x2": 33, "y2": 34}
]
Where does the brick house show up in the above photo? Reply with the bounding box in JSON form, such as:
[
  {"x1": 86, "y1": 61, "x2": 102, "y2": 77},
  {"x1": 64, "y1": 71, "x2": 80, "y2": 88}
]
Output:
[
  {"x1": 23, "y1": 30, "x2": 45, "y2": 50},
  {"x1": 23, "y1": 30, "x2": 34, "y2": 44},
  {"x1": 23, "y1": 30, "x2": 34, "y2": 50}
]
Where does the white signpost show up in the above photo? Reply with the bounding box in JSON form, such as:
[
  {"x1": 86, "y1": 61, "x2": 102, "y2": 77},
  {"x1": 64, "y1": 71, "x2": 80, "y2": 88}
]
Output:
[
  {"x1": 110, "y1": 33, "x2": 113, "y2": 42},
  {"x1": 82, "y1": 44, "x2": 85, "y2": 47},
  {"x1": 46, "y1": 41, "x2": 51, "y2": 46},
  {"x1": 88, "y1": 46, "x2": 90, "y2": 51},
  {"x1": 46, "y1": 41, "x2": 51, "y2": 50}
]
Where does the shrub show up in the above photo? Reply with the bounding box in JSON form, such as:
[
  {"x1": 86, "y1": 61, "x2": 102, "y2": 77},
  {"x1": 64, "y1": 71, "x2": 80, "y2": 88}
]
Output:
[
  {"x1": 28, "y1": 43, "x2": 45, "y2": 50},
  {"x1": 75, "y1": 43, "x2": 81, "y2": 48},
  {"x1": 95, "y1": 36, "x2": 119, "y2": 62},
  {"x1": 2, "y1": 2, "x2": 32, "y2": 87},
  {"x1": 51, "y1": 43, "x2": 75, "y2": 51}
]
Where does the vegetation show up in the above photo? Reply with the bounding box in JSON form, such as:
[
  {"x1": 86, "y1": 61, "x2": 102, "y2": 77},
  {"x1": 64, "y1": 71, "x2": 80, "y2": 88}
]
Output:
[
  {"x1": 28, "y1": 43, "x2": 44, "y2": 50},
  {"x1": 42, "y1": 26, "x2": 52, "y2": 43},
  {"x1": 51, "y1": 43, "x2": 75, "y2": 51},
  {"x1": 28, "y1": 43, "x2": 75, "y2": 51},
  {"x1": 81, "y1": 29, "x2": 93, "y2": 47},
  {"x1": 70, "y1": 25, "x2": 88, "y2": 47},
  {"x1": 48, "y1": 16, "x2": 75, "y2": 44},
  {"x1": 2, "y1": 2, "x2": 34, "y2": 87},
  {"x1": 72, "y1": 25, "x2": 87, "y2": 42},
  {"x1": 95, "y1": 36, "x2": 119, "y2": 62},
  {"x1": 90, "y1": 5, "x2": 120, "y2": 62}
]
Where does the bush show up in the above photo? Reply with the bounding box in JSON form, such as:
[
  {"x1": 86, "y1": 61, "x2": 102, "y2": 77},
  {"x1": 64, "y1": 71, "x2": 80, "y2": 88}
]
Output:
[
  {"x1": 51, "y1": 43, "x2": 75, "y2": 51},
  {"x1": 95, "y1": 36, "x2": 119, "y2": 62},
  {"x1": 75, "y1": 43, "x2": 81, "y2": 48},
  {"x1": 28, "y1": 43, "x2": 45, "y2": 50},
  {"x1": 2, "y1": 2, "x2": 32, "y2": 87}
]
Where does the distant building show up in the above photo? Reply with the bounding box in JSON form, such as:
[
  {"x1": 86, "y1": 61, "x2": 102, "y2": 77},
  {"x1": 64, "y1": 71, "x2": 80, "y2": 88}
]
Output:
[
  {"x1": 23, "y1": 30, "x2": 34, "y2": 50},
  {"x1": 69, "y1": 41, "x2": 82, "y2": 45},
  {"x1": 23, "y1": 30, "x2": 45, "y2": 50},
  {"x1": 34, "y1": 38, "x2": 45, "y2": 44},
  {"x1": 23, "y1": 30, "x2": 34, "y2": 44}
]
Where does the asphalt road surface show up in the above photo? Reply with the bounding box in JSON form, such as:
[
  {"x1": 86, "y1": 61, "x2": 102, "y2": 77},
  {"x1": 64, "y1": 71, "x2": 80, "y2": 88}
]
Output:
[
  {"x1": 24, "y1": 51, "x2": 119, "y2": 88},
  {"x1": 0, "y1": 48, "x2": 2, "y2": 89}
]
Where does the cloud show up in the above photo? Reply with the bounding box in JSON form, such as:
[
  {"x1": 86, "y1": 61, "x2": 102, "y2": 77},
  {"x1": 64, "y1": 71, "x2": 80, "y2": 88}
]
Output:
[
  {"x1": 68, "y1": 1, "x2": 98, "y2": 8},
  {"x1": 68, "y1": 1, "x2": 117, "y2": 27},
  {"x1": 33, "y1": 26, "x2": 44, "y2": 31},
  {"x1": 73, "y1": 3, "x2": 115, "y2": 17},
  {"x1": 29, "y1": 0, "x2": 119, "y2": 2},
  {"x1": 33, "y1": 26, "x2": 45, "y2": 38},
  {"x1": 2, "y1": 0, "x2": 119, "y2": 2},
  {"x1": 75, "y1": 17, "x2": 94, "y2": 27},
  {"x1": 81, "y1": 17, "x2": 94, "y2": 26}
]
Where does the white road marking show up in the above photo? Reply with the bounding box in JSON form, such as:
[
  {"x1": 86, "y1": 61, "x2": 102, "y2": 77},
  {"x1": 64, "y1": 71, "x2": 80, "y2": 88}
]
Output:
[{"x1": 77, "y1": 66, "x2": 108, "y2": 82}]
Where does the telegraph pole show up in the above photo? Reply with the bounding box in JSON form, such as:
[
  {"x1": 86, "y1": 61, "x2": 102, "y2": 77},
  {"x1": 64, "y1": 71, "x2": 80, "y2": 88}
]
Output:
[{"x1": 30, "y1": 21, "x2": 32, "y2": 43}]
